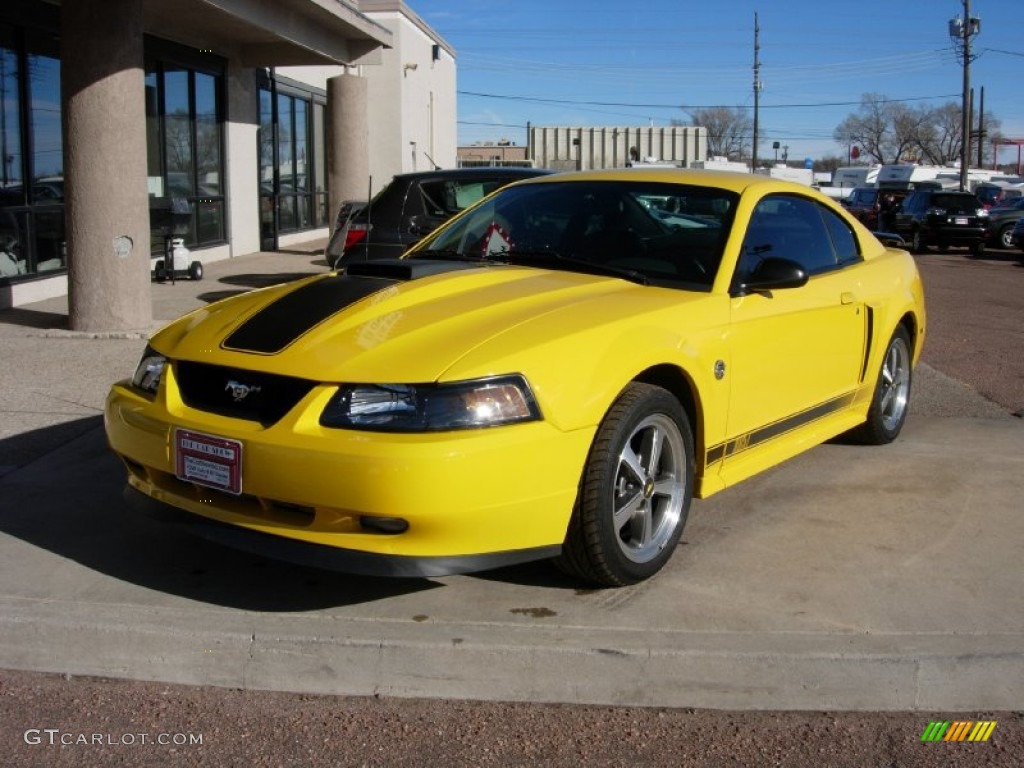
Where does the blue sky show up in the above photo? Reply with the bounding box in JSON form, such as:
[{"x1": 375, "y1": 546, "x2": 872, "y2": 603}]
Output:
[{"x1": 419, "y1": 0, "x2": 1024, "y2": 165}]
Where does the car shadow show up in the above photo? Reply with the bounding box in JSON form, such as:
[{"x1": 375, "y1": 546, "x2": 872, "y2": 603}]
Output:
[{"x1": 0, "y1": 417, "x2": 439, "y2": 611}]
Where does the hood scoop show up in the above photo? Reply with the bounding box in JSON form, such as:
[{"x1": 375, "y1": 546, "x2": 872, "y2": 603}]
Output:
[{"x1": 344, "y1": 258, "x2": 481, "y2": 281}]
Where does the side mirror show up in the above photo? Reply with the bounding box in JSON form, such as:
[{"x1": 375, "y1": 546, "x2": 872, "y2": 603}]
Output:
[{"x1": 734, "y1": 257, "x2": 808, "y2": 296}]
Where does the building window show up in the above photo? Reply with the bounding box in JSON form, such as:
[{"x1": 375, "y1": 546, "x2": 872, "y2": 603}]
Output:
[
  {"x1": 144, "y1": 40, "x2": 225, "y2": 255},
  {"x1": 258, "y1": 74, "x2": 328, "y2": 247},
  {"x1": 1, "y1": 23, "x2": 66, "y2": 281}
]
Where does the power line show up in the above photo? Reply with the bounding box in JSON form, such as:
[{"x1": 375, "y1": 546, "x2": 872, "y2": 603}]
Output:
[{"x1": 458, "y1": 90, "x2": 962, "y2": 111}]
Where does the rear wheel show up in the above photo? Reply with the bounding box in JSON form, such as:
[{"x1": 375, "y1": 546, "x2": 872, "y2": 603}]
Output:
[
  {"x1": 910, "y1": 229, "x2": 926, "y2": 253},
  {"x1": 849, "y1": 326, "x2": 912, "y2": 445},
  {"x1": 188, "y1": 261, "x2": 203, "y2": 280},
  {"x1": 556, "y1": 383, "x2": 693, "y2": 587}
]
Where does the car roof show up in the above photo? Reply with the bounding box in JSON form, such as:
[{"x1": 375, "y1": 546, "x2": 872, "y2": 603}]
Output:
[{"x1": 512, "y1": 167, "x2": 821, "y2": 196}]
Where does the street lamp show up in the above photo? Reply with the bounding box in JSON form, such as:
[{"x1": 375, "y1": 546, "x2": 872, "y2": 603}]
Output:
[{"x1": 949, "y1": 2, "x2": 981, "y2": 191}]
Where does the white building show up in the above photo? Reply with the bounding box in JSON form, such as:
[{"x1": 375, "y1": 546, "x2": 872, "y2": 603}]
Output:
[{"x1": 530, "y1": 126, "x2": 707, "y2": 171}]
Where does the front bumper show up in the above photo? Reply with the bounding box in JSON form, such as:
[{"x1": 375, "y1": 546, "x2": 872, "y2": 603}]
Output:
[
  {"x1": 925, "y1": 224, "x2": 985, "y2": 244},
  {"x1": 106, "y1": 379, "x2": 594, "y2": 569},
  {"x1": 123, "y1": 485, "x2": 561, "y2": 577}
]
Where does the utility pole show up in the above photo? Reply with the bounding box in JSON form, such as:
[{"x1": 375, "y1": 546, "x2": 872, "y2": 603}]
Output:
[
  {"x1": 977, "y1": 86, "x2": 985, "y2": 168},
  {"x1": 949, "y1": 0, "x2": 981, "y2": 191},
  {"x1": 752, "y1": 13, "x2": 761, "y2": 172}
]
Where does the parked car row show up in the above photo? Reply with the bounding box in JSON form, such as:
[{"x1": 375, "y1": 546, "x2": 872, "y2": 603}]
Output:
[{"x1": 840, "y1": 182, "x2": 1024, "y2": 255}]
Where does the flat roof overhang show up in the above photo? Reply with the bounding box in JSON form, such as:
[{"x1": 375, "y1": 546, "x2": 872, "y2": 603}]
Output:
[{"x1": 141, "y1": 0, "x2": 392, "y2": 65}]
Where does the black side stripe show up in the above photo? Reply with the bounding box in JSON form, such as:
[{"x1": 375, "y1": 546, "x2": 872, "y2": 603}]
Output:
[
  {"x1": 224, "y1": 274, "x2": 398, "y2": 354},
  {"x1": 706, "y1": 391, "x2": 857, "y2": 465},
  {"x1": 859, "y1": 306, "x2": 875, "y2": 383}
]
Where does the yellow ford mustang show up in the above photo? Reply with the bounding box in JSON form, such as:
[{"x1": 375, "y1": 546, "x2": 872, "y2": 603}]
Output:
[{"x1": 106, "y1": 169, "x2": 925, "y2": 586}]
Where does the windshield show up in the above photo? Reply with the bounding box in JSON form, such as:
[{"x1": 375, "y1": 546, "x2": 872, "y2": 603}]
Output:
[{"x1": 411, "y1": 180, "x2": 738, "y2": 289}]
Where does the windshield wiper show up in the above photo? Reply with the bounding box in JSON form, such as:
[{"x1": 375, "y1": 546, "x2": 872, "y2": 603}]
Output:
[{"x1": 500, "y1": 250, "x2": 650, "y2": 285}]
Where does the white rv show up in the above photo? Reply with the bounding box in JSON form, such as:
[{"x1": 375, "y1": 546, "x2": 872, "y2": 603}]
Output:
[
  {"x1": 831, "y1": 165, "x2": 881, "y2": 188},
  {"x1": 876, "y1": 164, "x2": 961, "y2": 191}
]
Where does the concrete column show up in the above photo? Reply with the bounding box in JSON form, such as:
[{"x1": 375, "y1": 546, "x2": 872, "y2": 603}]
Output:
[
  {"x1": 327, "y1": 74, "x2": 369, "y2": 221},
  {"x1": 62, "y1": 0, "x2": 151, "y2": 332},
  {"x1": 225, "y1": 62, "x2": 260, "y2": 258}
]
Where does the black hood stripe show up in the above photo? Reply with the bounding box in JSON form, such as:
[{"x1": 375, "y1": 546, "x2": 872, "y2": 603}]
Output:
[{"x1": 224, "y1": 274, "x2": 398, "y2": 354}]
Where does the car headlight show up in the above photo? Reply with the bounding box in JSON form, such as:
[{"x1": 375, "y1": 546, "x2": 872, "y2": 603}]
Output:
[
  {"x1": 131, "y1": 346, "x2": 167, "y2": 396},
  {"x1": 320, "y1": 375, "x2": 541, "y2": 432}
]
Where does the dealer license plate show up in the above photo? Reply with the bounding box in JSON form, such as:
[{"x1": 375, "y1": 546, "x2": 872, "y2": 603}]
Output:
[{"x1": 175, "y1": 429, "x2": 243, "y2": 495}]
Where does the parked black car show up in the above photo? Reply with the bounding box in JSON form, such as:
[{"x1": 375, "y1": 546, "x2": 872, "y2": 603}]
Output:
[
  {"x1": 984, "y1": 196, "x2": 1024, "y2": 249},
  {"x1": 326, "y1": 167, "x2": 552, "y2": 268},
  {"x1": 890, "y1": 188, "x2": 988, "y2": 256}
]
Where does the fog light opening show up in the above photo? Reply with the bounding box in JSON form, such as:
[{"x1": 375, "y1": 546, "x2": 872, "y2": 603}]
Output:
[{"x1": 360, "y1": 516, "x2": 409, "y2": 534}]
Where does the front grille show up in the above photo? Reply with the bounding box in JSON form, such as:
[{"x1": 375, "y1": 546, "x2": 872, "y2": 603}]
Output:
[{"x1": 176, "y1": 361, "x2": 316, "y2": 426}]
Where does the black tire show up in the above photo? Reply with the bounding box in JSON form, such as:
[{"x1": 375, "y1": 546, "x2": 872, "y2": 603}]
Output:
[
  {"x1": 970, "y1": 240, "x2": 985, "y2": 258},
  {"x1": 153, "y1": 260, "x2": 167, "y2": 282},
  {"x1": 555, "y1": 383, "x2": 694, "y2": 587},
  {"x1": 849, "y1": 326, "x2": 912, "y2": 445},
  {"x1": 188, "y1": 261, "x2": 203, "y2": 280},
  {"x1": 999, "y1": 224, "x2": 1015, "y2": 250}
]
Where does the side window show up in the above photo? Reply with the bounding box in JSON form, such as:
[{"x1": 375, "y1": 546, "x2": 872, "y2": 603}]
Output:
[
  {"x1": 822, "y1": 207, "x2": 860, "y2": 266},
  {"x1": 737, "y1": 195, "x2": 839, "y2": 281}
]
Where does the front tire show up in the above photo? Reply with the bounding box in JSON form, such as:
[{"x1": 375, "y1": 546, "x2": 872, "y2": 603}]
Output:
[
  {"x1": 556, "y1": 383, "x2": 693, "y2": 587},
  {"x1": 849, "y1": 326, "x2": 912, "y2": 445},
  {"x1": 970, "y1": 240, "x2": 985, "y2": 258},
  {"x1": 999, "y1": 224, "x2": 1015, "y2": 249}
]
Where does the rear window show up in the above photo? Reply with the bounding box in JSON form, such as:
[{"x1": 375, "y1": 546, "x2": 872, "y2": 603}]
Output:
[{"x1": 932, "y1": 193, "x2": 978, "y2": 211}]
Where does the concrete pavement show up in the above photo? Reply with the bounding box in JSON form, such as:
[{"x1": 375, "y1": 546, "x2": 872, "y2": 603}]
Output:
[{"x1": 1, "y1": 246, "x2": 1022, "y2": 711}]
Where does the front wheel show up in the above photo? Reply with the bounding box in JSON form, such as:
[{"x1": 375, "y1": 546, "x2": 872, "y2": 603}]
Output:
[
  {"x1": 556, "y1": 383, "x2": 694, "y2": 587},
  {"x1": 910, "y1": 229, "x2": 926, "y2": 253},
  {"x1": 849, "y1": 326, "x2": 912, "y2": 445},
  {"x1": 188, "y1": 261, "x2": 203, "y2": 280},
  {"x1": 999, "y1": 224, "x2": 1015, "y2": 249},
  {"x1": 970, "y1": 240, "x2": 986, "y2": 258}
]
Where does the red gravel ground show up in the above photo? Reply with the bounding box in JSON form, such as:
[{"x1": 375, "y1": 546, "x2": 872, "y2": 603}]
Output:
[{"x1": 2, "y1": 670, "x2": 1022, "y2": 767}]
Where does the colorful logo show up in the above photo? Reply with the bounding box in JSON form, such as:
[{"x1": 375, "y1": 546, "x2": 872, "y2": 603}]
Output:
[{"x1": 920, "y1": 721, "x2": 997, "y2": 742}]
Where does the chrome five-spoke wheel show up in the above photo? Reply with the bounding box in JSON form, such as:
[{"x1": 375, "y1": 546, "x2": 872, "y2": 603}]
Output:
[
  {"x1": 556, "y1": 383, "x2": 694, "y2": 586},
  {"x1": 612, "y1": 412, "x2": 687, "y2": 564}
]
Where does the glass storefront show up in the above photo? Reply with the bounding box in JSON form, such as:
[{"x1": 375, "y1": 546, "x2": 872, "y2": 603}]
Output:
[
  {"x1": 1, "y1": 23, "x2": 65, "y2": 280},
  {"x1": 258, "y1": 75, "x2": 329, "y2": 250},
  {"x1": 145, "y1": 39, "x2": 225, "y2": 256}
]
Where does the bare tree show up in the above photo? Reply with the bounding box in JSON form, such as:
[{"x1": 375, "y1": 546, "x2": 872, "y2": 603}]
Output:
[
  {"x1": 677, "y1": 106, "x2": 752, "y2": 160},
  {"x1": 912, "y1": 102, "x2": 962, "y2": 165},
  {"x1": 833, "y1": 93, "x2": 917, "y2": 165},
  {"x1": 835, "y1": 93, "x2": 1003, "y2": 168}
]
